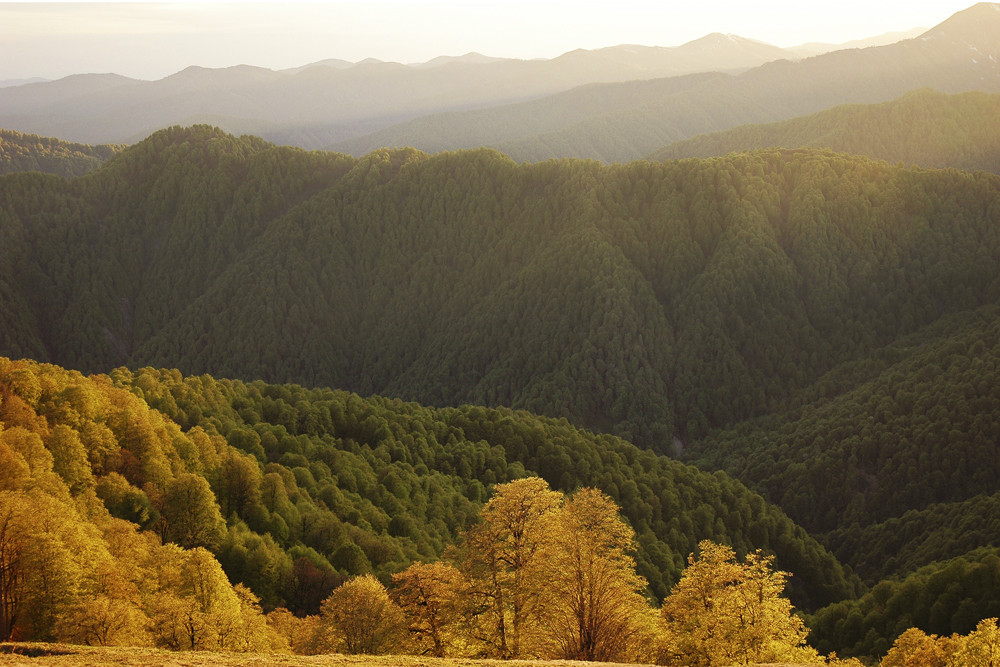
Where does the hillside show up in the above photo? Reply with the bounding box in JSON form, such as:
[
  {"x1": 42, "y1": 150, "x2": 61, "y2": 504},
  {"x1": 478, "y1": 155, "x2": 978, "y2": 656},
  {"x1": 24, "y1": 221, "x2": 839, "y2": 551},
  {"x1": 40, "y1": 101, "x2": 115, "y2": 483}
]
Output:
[
  {"x1": 0, "y1": 128, "x2": 121, "y2": 177},
  {"x1": 335, "y1": 3, "x2": 1000, "y2": 161},
  {"x1": 0, "y1": 355, "x2": 856, "y2": 619},
  {"x1": 649, "y1": 88, "x2": 1000, "y2": 173},
  {"x1": 5, "y1": 126, "x2": 1000, "y2": 453},
  {"x1": 4, "y1": 126, "x2": 1000, "y2": 657}
]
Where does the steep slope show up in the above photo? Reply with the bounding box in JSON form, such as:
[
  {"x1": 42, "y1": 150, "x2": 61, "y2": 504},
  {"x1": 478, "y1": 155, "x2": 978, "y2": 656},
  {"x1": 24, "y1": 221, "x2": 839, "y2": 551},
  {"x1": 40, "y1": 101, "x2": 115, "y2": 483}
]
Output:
[
  {"x1": 336, "y1": 3, "x2": 1000, "y2": 161},
  {"x1": 649, "y1": 88, "x2": 1000, "y2": 173},
  {"x1": 3, "y1": 126, "x2": 1000, "y2": 512}
]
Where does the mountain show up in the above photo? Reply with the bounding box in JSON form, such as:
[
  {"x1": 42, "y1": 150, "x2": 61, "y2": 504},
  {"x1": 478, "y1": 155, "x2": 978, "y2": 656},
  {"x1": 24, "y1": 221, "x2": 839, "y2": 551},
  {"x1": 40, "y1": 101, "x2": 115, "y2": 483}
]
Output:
[
  {"x1": 334, "y1": 3, "x2": 1000, "y2": 161},
  {"x1": 788, "y1": 27, "x2": 928, "y2": 58},
  {"x1": 3, "y1": 125, "x2": 1000, "y2": 542},
  {"x1": 6, "y1": 125, "x2": 1000, "y2": 656},
  {"x1": 648, "y1": 88, "x2": 1000, "y2": 173},
  {"x1": 0, "y1": 35, "x2": 798, "y2": 149},
  {"x1": 0, "y1": 76, "x2": 48, "y2": 88},
  {"x1": 0, "y1": 127, "x2": 123, "y2": 177}
]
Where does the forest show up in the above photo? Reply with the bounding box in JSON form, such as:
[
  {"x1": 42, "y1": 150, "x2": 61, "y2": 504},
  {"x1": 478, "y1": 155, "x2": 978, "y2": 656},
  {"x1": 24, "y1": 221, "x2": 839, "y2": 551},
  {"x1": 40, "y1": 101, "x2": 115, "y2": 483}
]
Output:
[
  {"x1": 650, "y1": 89, "x2": 1000, "y2": 174},
  {"x1": 0, "y1": 128, "x2": 121, "y2": 177},
  {"x1": 3, "y1": 123, "x2": 1000, "y2": 660},
  {"x1": 0, "y1": 355, "x2": 852, "y2": 664}
]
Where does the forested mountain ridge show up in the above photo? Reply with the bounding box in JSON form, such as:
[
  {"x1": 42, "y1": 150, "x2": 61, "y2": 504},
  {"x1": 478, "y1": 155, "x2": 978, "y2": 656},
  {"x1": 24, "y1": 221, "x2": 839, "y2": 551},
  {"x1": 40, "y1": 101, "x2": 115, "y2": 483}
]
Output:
[
  {"x1": 4, "y1": 125, "x2": 1000, "y2": 458},
  {"x1": 649, "y1": 88, "x2": 1000, "y2": 173},
  {"x1": 335, "y1": 2, "x2": 1000, "y2": 161},
  {"x1": 5, "y1": 126, "x2": 1000, "y2": 658},
  {"x1": 0, "y1": 127, "x2": 122, "y2": 177}
]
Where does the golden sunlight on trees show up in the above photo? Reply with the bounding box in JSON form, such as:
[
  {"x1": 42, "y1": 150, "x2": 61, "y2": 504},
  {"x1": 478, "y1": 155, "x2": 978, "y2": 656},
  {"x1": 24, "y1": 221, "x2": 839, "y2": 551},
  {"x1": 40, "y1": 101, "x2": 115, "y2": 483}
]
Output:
[
  {"x1": 659, "y1": 540, "x2": 819, "y2": 666},
  {"x1": 391, "y1": 560, "x2": 464, "y2": 657},
  {"x1": 317, "y1": 573, "x2": 405, "y2": 654},
  {"x1": 458, "y1": 476, "x2": 561, "y2": 659},
  {"x1": 537, "y1": 486, "x2": 660, "y2": 662},
  {"x1": 952, "y1": 617, "x2": 1000, "y2": 667}
]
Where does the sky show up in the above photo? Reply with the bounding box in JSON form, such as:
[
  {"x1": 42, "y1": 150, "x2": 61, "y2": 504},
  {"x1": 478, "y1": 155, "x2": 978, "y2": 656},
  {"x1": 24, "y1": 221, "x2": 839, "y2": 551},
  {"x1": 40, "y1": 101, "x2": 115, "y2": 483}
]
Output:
[{"x1": 0, "y1": 1, "x2": 980, "y2": 81}]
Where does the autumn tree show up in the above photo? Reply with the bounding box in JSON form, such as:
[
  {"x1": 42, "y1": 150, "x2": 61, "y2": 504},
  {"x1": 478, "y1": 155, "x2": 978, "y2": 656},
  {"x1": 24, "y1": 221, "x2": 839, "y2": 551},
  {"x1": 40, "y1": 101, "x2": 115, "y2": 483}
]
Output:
[
  {"x1": 392, "y1": 560, "x2": 464, "y2": 657},
  {"x1": 952, "y1": 617, "x2": 1000, "y2": 667},
  {"x1": 159, "y1": 473, "x2": 226, "y2": 550},
  {"x1": 537, "y1": 486, "x2": 659, "y2": 662},
  {"x1": 459, "y1": 476, "x2": 561, "y2": 658},
  {"x1": 660, "y1": 540, "x2": 819, "y2": 667},
  {"x1": 880, "y1": 627, "x2": 958, "y2": 667},
  {"x1": 318, "y1": 574, "x2": 405, "y2": 654}
]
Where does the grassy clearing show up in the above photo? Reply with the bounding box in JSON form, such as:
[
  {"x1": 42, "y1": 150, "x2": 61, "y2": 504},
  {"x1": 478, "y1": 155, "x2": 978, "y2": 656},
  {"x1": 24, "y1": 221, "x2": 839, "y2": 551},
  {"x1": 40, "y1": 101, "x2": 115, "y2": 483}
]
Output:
[
  {"x1": 0, "y1": 644, "x2": 655, "y2": 667},
  {"x1": 0, "y1": 644, "x2": 817, "y2": 667}
]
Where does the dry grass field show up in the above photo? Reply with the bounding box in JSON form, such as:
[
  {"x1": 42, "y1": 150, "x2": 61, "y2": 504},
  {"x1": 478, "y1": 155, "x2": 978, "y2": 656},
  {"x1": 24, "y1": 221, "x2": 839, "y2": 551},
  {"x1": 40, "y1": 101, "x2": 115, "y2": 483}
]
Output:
[{"x1": 0, "y1": 644, "x2": 818, "y2": 667}]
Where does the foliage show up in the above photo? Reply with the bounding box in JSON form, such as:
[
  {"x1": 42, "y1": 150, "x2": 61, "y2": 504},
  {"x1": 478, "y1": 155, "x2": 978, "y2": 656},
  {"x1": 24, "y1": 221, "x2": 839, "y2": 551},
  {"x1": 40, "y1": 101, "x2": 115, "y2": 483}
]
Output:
[
  {"x1": 651, "y1": 89, "x2": 1000, "y2": 174},
  {"x1": 808, "y1": 548, "x2": 1000, "y2": 660},
  {"x1": 316, "y1": 574, "x2": 405, "y2": 655},
  {"x1": 659, "y1": 540, "x2": 819, "y2": 666},
  {"x1": 0, "y1": 128, "x2": 121, "y2": 178}
]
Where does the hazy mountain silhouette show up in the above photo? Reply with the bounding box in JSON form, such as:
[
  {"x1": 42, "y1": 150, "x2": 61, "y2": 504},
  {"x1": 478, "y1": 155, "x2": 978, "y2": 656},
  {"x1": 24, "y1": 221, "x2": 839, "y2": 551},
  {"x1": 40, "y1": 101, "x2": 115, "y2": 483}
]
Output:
[
  {"x1": 0, "y1": 25, "x2": 907, "y2": 148},
  {"x1": 335, "y1": 3, "x2": 1000, "y2": 161}
]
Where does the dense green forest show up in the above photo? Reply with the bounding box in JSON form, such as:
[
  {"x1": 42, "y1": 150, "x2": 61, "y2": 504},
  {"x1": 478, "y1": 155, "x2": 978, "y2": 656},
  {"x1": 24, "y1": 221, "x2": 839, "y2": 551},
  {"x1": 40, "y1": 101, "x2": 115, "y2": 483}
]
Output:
[
  {"x1": 4, "y1": 125, "x2": 1000, "y2": 457},
  {"x1": 0, "y1": 357, "x2": 854, "y2": 617},
  {"x1": 4, "y1": 125, "x2": 1000, "y2": 658},
  {"x1": 650, "y1": 89, "x2": 1000, "y2": 173},
  {"x1": 0, "y1": 128, "x2": 121, "y2": 177},
  {"x1": 808, "y1": 548, "x2": 1000, "y2": 658}
]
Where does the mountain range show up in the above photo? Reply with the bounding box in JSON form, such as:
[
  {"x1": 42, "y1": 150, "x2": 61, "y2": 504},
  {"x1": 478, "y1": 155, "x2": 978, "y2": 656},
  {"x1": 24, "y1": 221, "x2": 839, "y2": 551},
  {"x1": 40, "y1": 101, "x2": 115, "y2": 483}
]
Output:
[
  {"x1": 0, "y1": 20, "x2": 929, "y2": 151},
  {"x1": 334, "y1": 2, "x2": 1000, "y2": 161}
]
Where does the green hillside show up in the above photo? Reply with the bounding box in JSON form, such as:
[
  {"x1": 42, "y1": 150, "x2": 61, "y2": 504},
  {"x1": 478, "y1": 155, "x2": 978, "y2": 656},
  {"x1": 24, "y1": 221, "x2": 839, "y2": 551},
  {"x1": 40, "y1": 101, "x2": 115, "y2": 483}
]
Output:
[
  {"x1": 0, "y1": 356, "x2": 857, "y2": 617},
  {"x1": 5, "y1": 126, "x2": 1000, "y2": 454},
  {"x1": 3, "y1": 126, "x2": 1000, "y2": 658},
  {"x1": 0, "y1": 128, "x2": 122, "y2": 177},
  {"x1": 650, "y1": 89, "x2": 1000, "y2": 173}
]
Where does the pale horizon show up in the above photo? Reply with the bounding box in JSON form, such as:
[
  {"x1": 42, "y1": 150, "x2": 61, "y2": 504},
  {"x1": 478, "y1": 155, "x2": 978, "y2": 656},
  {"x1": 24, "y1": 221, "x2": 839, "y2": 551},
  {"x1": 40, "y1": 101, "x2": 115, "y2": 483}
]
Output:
[{"x1": 0, "y1": 1, "x2": 980, "y2": 82}]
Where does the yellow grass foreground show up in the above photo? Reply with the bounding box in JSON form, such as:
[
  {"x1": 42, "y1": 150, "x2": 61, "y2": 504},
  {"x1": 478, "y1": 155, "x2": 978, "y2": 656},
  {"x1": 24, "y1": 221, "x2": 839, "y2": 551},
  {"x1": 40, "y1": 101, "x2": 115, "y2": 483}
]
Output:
[
  {"x1": 0, "y1": 644, "x2": 817, "y2": 667},
  {"x1": 0, "y1": 644, "x2": 647, "y2": 667}
]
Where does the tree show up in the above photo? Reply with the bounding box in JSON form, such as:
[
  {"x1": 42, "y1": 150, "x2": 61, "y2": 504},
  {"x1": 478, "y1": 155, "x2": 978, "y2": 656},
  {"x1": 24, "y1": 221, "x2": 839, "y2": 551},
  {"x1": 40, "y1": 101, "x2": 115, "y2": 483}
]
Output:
[
  {"x1": 159, "y1": 473, "x2": 225, "y2": 550},
  {"x1": 660, "y1": 540, "x2": 819, "y2": 666},
  {"x1": 881, "y1": 627, "x2": 955, "y2": 667},
  {"x1": 537, "y1": 486, "x2": 659, "y2": 662},
  {"x1": 953, "y1": 617, "x2": 1000, "y2": 667},
  {"x1": 458, "y1": 476, "x2": 561, "y2": 658},
  {"x1": 318, "y1": 574, "x2": 405, "y2": 654},
  {"x1": 392, "y1": 560, "x2": 464, "y2": 657}
]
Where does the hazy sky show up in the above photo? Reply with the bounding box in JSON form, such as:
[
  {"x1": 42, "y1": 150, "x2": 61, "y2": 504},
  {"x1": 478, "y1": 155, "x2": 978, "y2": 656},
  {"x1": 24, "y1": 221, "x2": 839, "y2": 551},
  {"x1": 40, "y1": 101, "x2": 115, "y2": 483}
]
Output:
[{"x1": 0, "y1": 1, "x2": 979, "y2": 81}]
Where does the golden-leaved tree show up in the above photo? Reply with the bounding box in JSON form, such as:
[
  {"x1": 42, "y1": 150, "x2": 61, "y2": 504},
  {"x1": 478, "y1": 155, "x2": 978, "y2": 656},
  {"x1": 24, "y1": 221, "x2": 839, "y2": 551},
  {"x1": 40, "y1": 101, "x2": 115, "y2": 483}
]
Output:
[
  {"x1": 660, "y1": 540, "x2": 820, "y2": 666},
  {"x1": 316, "y1": 573, "x2": 405, "y2": 655},
  {"x1": 536, "y1": 486, "x2": 660, "y2": 662},
  {"x1": 391, "y1": 560, "x2": 465, "y2": 657},
  {"x1": 458, "y1": 476, "x2": 560, "y2": 658},
  {"x1": 449, "y1": 477, "x2": 659, "y2": 662},
  {"x1": 0, "y1": 358, "x2": 272, "y2": 651}
]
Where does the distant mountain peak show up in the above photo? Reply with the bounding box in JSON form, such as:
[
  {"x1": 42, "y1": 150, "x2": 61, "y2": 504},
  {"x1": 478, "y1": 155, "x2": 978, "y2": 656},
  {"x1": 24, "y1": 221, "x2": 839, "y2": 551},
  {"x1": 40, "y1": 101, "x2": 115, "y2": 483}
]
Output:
[{"x1": 921, "y1": 1, "x2": 1000, "y2": 47}]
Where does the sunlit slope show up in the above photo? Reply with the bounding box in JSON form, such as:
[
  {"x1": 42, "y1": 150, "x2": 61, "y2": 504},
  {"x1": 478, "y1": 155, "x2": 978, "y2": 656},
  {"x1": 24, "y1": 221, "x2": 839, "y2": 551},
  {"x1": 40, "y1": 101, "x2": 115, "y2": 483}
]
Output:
[
  {"x1": 0, "y1": 128, "x2": 122, "y2": 177},
  {"x1": 0, "y1": 356, "x2": 857, "y2": 614},
  {"x1": 650, "y1": 89, "x2": 1000, "y2": 173}
]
